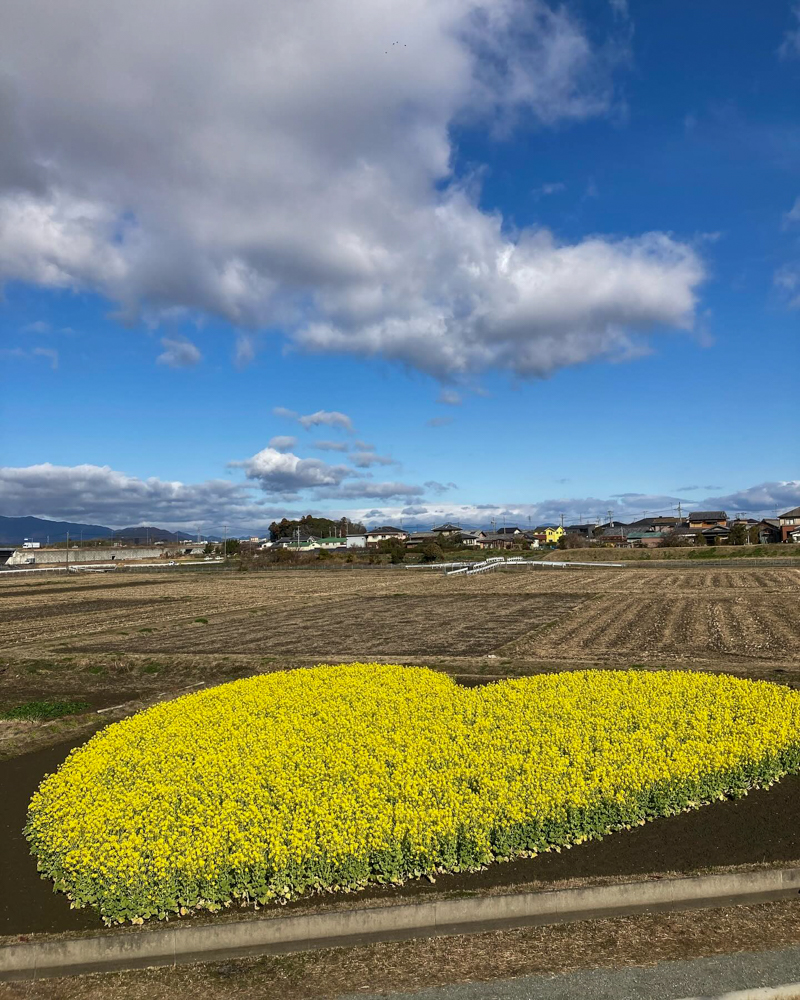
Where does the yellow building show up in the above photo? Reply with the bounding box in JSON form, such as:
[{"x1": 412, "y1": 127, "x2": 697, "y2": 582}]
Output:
[{"x1": 535, "y1": 525, "x2": 565, "y2": 545}]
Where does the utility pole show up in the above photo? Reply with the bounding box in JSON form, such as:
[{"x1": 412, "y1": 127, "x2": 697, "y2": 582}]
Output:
[
  {"x1": 65, "y1": 531, "x2": 69, "y2": 571},
  {"x1": 222, "y1": 525, "x2": 228, "y2": 562},
  {"x1": 559, "y1": 513, "x2": 564, "y2": 528},
  {"x1": 607, "y1": 508, "x2": 613, "y2": 527},
  {"x1": 676, "y1": 501, "x2": 682, "y2": 520}
]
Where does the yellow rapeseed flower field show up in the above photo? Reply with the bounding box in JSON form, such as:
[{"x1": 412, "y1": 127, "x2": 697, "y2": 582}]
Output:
[{"x1": 26, "y1": 665, "x2": 800, "y2": 924}]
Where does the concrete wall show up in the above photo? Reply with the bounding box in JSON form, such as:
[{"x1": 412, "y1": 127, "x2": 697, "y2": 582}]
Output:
[
  {"x1": 7, "y1": 547, "x2": 164, "y2": 566},
  {"x1": 2, "y1": 867, "x2": 800, "y2": 982}
]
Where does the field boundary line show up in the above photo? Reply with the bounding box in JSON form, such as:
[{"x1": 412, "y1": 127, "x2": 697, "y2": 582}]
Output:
[{"x1": 2, "y1": 867, "x2": 800, "y2": 982}]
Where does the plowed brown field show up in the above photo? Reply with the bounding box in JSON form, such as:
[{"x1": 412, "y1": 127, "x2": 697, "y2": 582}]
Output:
[{"x1": 1, "y1": 564, "x2": 798, "y2": 670}]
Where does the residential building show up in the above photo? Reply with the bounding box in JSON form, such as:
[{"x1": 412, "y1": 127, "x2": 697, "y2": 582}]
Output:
[
  {"x1": 495, "y1": 526, "x2": 522, "y2": 536},
  {"x1": 779, "y1": 507, "x2": 800, "y2": 543},
  {"x1": 688, "y1": 511, "x2": 728, "y2": 529},
  {"x1": 365, "y1": 526, "x2": 409, "y2": 545},
  {"x1": 627, "y1": 531, "x2": 669, "y2": 548},
  {"x1": 460, "y1": 530, "x2": 487, "y2": 547},
  {"x1": 431, "y1": 522, "x2": 462, "y2": 537},
  {"x1": 748, "y1": 519, "x2": 781, "y2": 545},
  {"x1": 533, "y1": 525, "x2": 564, "y2": 545},
  {"x1": 627, "y1": 516, "x2": 681, "y2": 533},
  {"x1": 564, "y1": 523, "x2": 596, "y2": 538},
  {"x1": 345, "y1": 534, "x2": 366, "y2": 549},
  {"x1": 405, "y1": 531, "x2": 437, "y2": 548}
]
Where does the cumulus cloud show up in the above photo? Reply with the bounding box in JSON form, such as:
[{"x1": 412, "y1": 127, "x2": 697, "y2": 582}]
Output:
[
  {"x1": 424, "y1": 480, "x2": 458, "y2": 494},
  {"x1": 233, "y1": 447, "x2": 351, "y2": 494},
  {"x1": 350, "y1": 452, "x2": 396, "y2": 468},
  {"x1": 313, "y1": 440, "x2": 350, "y2": 452},
  {"x1": 318, "y1": 481, "x2": 425, "y2": 500},
  {"x1": 268, "y1": 435, "x2": 297, "y2": 452},
  {"x1": 702, "y1": 481, "x2": 800, "y2": 516},
  {"x1": 156, "y1": 336, "x2": 202, "y2": 368},
  {"x1": 0, "y1": 0, "x2": 704, "y2": 379},
  {"x1": 272, "y1": 407, "x2": 297, "y2": 419},
  {"x1": 779, "y1": 5, "x2": 800, "y2": 59},
  {"x1": 0, "y1": 463, "x2": 263, "y2": 528},
  {"x1": 297, "y1": 410, "x2": 354, "y2": 432}
]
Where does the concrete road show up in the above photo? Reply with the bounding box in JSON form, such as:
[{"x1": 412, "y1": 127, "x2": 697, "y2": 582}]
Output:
[{"x1": 337, "y1": 946, "x2": 800, "y2": 1000}]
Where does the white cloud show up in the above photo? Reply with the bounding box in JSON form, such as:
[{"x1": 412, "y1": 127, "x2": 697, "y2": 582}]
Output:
[
  {"x1": 233, "y1": 447, "x2": 351, "y2": 494},
  {"x1": 0, "y1": 463, "x2": 262, "y2": 527},
  {"x1": 272, "y1": 406, "x2": 297, "y2": 419},
  {"x1": 0, "y1": 0, "x2": 704, "y2": 379},
  {"x1": 0, "y1": 345, "x2": 59, "y2": 369},
  {"x1": 234, "y1": 333, "x2": 255, "y2": 367},
  {"x1": 531, "y1": 181, "x2": 566, "y2": 200},
  {"x1": 297, "y1": 410, "x2": 354, "y2": 432},
  {"x1": 437, "y1": 389, "x2": 462, "y2": 405},
  {"x1": 21, "y1": 320, "x2": 51, "y2": 334},
  {"x1": 156, "y1": 336, "x2": 202, "y2": 368},
  {"x1": 774, "y1": 263, "x2": 800, "y2": 309},
  {"x1": 318, "y1": 481, "x2": 426, "y2": 500},
  {"x1": 33, "y1": 346, "x2": 58, "y2": 369},
  {"x1": 268, "y1": 435, "x2": 297, "y2": 452},
  {"x1": 350, "y1": 452, "x2": 396, "y2": 468},
  {"x1": 702, "y1": 481, "x2": 800, "y2": 516},
  {"x1": 426, "y1": 416, "x2": 453, "y2": 427},
  {"x1": 313, "y1": 440, "x2": 350, "y2": 452},
  {"x1": 784, "y1": 197, "x2": 800, "y2": 227},
  {"x1": 779, "y1": 5, "x2": 800, "y2": 59}
]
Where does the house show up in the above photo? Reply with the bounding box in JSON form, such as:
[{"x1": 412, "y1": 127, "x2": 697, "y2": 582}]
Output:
[
  {"x1": 788, "y1": 527, "x2": 800, "y2": 544},
  {"x1": 688, "y1": 511, "x2": 728, "y2": 529},
  {"x1": 495, "y1": 526, "x2": 522, "y2": 536},
  {"x1": 482, "y1": 532, "x2": 518, "y2": 550},
  {"x1": 405, "y1": 531, "x2": 437, "y2": 548},
  {"x1": 533, "y1": 525, "x2": 564, "y2": 545},
  {"x1": 627, "y1": 516, "x2": 681, "y2": 533},
  {"x1": 779, "y1": 507, "x2": 800, "y2": 543},
  {"x1": 365, "y1": 526, "x2": 409, "y2": 545},
  {"x1": 431, "y1": 522, "x2": 462, "y2": 537},
  {"x1": 627, "y1": 531, "x2": 669, "y2": 548},
  {"x1": 748, "y1": 519, "x2": 781, "y2": 545},
  {"x1": 699, "y1": 524, "x2": 730, "y2": 544},
  {"x1": 564, "y1": 523, "x2": 596, "y2": 539},
  {"x1": 314, "y1": 536, "x2": 348, "y2": 550},
  {"x1": 595, "y1": 527, "x2": 629, "y2": 546},
  {"x1": 460, "y1": 530, "x2": 487, "y2": 547},
  {"x1": 345, "y1": 534, "x2": 367, "y2": 549}
]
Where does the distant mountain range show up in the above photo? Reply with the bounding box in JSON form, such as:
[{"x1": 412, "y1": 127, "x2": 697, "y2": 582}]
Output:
[{"x1": 0, "y1": 516, "x2": 220, "y2": 546}]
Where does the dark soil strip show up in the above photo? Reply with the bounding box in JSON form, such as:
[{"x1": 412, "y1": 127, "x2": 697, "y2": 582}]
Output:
[
  {"x1": 3, "y1": 736, "x2": 800, "y2": 937},
  {"x1": 0, "y1": 579, "x2": 184, "y2": 599}
]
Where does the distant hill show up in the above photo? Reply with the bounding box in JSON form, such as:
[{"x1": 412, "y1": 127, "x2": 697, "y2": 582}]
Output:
[
  {"x1": 0, "y1": 516, "x2": 220, "y2": 546},
  {"x1": 0, "y1": 515, "x2": 113, "y2": 545}
]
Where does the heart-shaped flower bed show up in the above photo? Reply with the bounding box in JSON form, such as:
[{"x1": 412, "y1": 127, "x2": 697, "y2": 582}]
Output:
[{"x1": 27, "y1": 664, "x2": 800, "y2": 924}]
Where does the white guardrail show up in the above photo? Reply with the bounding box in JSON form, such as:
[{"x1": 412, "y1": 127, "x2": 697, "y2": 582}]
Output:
[{"x1": 408, "y1": 556, "x2": 624, "y2": 576}]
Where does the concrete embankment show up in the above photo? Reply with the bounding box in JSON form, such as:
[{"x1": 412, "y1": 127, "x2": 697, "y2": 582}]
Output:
[{"x1": 2, "y1": 868, "x2": 800, "y2": 982}]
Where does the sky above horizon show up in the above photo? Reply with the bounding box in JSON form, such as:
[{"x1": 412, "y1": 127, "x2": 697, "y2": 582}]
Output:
[{"x1": 1, "y1": 0, "x2": 798, "y2": 531}]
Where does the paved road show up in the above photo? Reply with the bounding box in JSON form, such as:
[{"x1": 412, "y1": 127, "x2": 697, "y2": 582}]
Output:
[{"x1": 337, "y1": 946, "x2": 800, "y2": 1000}]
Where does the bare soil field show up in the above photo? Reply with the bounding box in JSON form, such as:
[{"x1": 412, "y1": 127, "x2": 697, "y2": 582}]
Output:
[
  {"x1": 2, "y1": 564, "x2": 798, "y2": 667},
  {"x1": 1, "y1": 563, "x2": 798, "y2": 762}
]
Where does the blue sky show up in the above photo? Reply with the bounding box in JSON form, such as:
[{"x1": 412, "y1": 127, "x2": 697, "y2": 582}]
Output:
[{"x1": 1, "y1": 0, "x2": 798, "y2": 531}]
